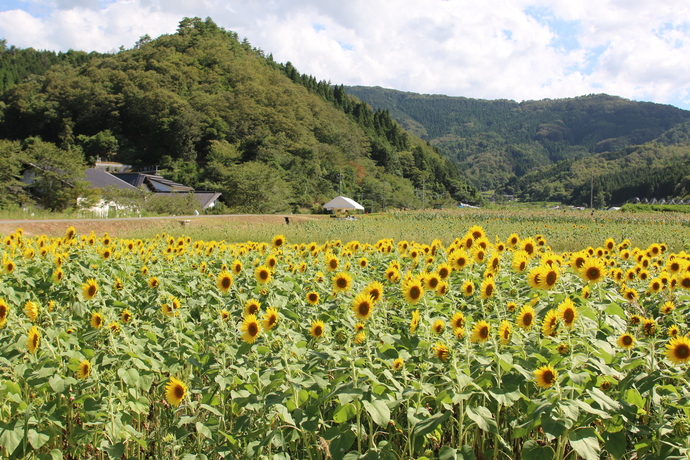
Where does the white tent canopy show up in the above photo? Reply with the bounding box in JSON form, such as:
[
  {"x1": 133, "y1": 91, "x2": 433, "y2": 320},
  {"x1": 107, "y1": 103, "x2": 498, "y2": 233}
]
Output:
[{"x1": 323, "y1": 195, "x2": 365, "y2": 211}]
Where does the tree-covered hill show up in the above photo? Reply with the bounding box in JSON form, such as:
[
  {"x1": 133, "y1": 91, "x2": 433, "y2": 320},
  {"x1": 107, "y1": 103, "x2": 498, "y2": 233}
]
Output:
[
  {"x1": 345, "y1": 86, "x2": 690, "y2": 193},
  {"x1": 0, "y1": 18, "x2": 480, "y2": 213}
]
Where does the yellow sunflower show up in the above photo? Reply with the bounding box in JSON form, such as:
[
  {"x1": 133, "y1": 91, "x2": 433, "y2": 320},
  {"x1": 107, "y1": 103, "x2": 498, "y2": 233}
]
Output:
[
  {"x1": 392, "y1": 358, "x2": 404, "y2": 371},
  {"x1": 617, "y1": 333, "x2": 635, "y2": 349},
  {"x1": 538, "y1": 265, "x2": 559, "y2": 290},
  {"x1": 461, "y1": 280, "x2": 475, "y2": 297},
  {"x1": 534, "y1": 364, "x2": 558, "y2": 389},
  {"x1": 665, "y1": 336, "x2": 690, "y2": 364},
  {"x1": 435, "y1": 281, "x2": 449, "y2": 296},
  {"x1": 241, "y1": 315, "x2": 261, "y2": 344},
  {"x1": 262, "y1": 307, "x2": 279, "y2": 330},
  {"x1": 0, "y1": 299, "x2": 8, "y2": 329},
  {"x1": 557, "y1": 298, "x2": 577, "y2": 328},
  {"x1": 332, "y1": 272, "x2": 353, "y2": 293},
  {"x1": 470, "y1": 320, "x2": 490, "y2": 343},
  {"x1": 410, "y1": 310, "x2": 421, "y2": 334},
  {"x1": 24, "y1": 300, "x2": 39, "y2": 322},
  {"x1": 82, "y1": 279, "x2": 98, "y2": 300},
  {"x1": 121, "y1": 309, "x2": 132, "y2": 323},
  {"x1": 432, "y1": 342, "x2": 450, "y2": 361},
  {"x1": 362, "y1": 281, "x2": 384, "y2": 303},
  {"x1": 90, "y1": 312, "x2": 104, "y2": 329},
  {"x1": 516, "y1": 305, "x2": 535, "y2": 330},
  {"x1": 660, "y1": 301, "x2": 675, "y2": 315},
  {"x1": 231, "y1": 260, "x2": 243, "y2": 275},
  {"x1": 310, "y1": 320, "x2": 325, "y2": 338},
  {"x1": 52, "y1": 268, "x2": 64, "y2": 283},
  {"x1": 244, "y1": 299, "x2": 261, "y2": 316},
  {"x1": 351, "y1": 293, "x2": 375, "y2": 321},
  {"x1": 498, "y1": 320, "x2": 512, "y2": 345},
  {"x1": 437, "y1": 263, "x2": 452, "y2": 280},
  {"x1": 479, "y1": 277, "x2": 496, "y2": 300},
  {"x1": 217, "y1": 270, "x2": 234, "y2": 293},
  {"x1": 254, "y1": 265, "x2": 272, "y2": 284},
  {"x1": 579, "y1": 258, "x2": 607, "y2": 283},
  {"x1": 450, "y1": 312, "x2": 465, "y2": 330},
  {"x1": 77, "y1": 359, "x2": 91, "y2": 379},
  {"x1": 272, "y1": 234, "x2": 286, "y2": 248},
  {"x1": 325, "y1": 254, "x2": 340, "y2": 272},
  {"x1": 432, "y1": 319, "x2": 445, "y2": 335},
  {"x1": 27, "y1": 326, "x2": 41, "y2": 354},
  {"x1": 642, "y1": 318, "x2": 657, "y2": 337},
  {"x1": 165, "y1": 377, "x2": 187, "y2": 407},
  {"x1": 402, "y1": 277, "x2": 425, "y2": 304},
  {"x1": 541, "y1": 309, "x2": 560, "y2": 337},
  {"x1": 306, "y1": 291, "x2": 320, "y2": 305}
]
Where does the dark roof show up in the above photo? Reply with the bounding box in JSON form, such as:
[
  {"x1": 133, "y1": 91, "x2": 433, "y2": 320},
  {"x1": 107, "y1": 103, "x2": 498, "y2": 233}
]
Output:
[
  {"x1": 112, "y1": 173, "x2": 193, "y2": 192},
  {"x1": 84, "y1": 168, "x2": 139, "y2": 190},
  {"x1": 194, "y1": 191, "x2": 222, "y2": 209}
]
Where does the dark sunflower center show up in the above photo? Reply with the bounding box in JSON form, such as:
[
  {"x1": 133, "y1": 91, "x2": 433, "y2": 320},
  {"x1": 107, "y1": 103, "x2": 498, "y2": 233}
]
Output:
[
  {"x1": 358, "y1": 303, "x2": 370, "y2": 316},
  {"x1": 485, "y1": 284, "x2": 494, "y2": 296},
  {"x1": 623, "y1": 335, "x2": 633, "y2": 346},
  {"x1": 88, "y1": 286, "x2": 97, "y2": 297},
  {"x1": 410, "y1": 286, "x2": 421, "y2": 299},
  {"x1": 543, "y1": 370, "x2": 554, "y2": 384},
  {"x1": 174, "y1": 386, "x2": 184, "y2": 399},
  {"x1": 337, "y1": 278, "x2": 347, "y2": 288},
  {"x1": 546, "y1": 271, "x2": 557, "y2": 285},
  {"x1": 675, "y1": 344, "x2": 689, "y2": 359},
  {"x1": 260, "y1": 270, "x2": 269, "y2": 280},
  {"x1": 523, "y1": 313, "x2": 533, "y2": 326},
  {"x1": 563, "y1": 309, "x2": 574, "y2": 323},
  {"x1": 221, "y1": 277, "x2": 231, "y2": 289},
  {"x1": 480, "y1": 326, "x2": 489, "y2": 338},
  {"x1": 314, "y1": 326, "x2": 323, "y2": 336},
  {"x1": 587, "y1": 268, "x2": 600, "y2": 280},
  {"x1": 248, "y1": 323, "x2": 259, "y2": 336}
]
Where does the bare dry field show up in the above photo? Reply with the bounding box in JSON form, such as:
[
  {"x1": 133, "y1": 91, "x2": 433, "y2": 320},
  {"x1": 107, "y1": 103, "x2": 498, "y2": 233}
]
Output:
[{"x1": 0, "y1": 214, "x2": 326, "y2": 239}]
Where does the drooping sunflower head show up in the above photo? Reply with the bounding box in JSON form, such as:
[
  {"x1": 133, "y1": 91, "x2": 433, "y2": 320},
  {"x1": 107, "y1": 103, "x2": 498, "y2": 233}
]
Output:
[
  {"x1": 77, "y1": 359, "x2": 91, "y2": 379},
  {"x1": 642, "y1": 318, "x2": 657, "y2": 337},
  {"x1": 24, "y1": 300, "x2": 39, "y2": 322},
  {"x1": 148, "y1": 276, "x2": 160, "y2": 289},
  {"x1": 351, "y1": 293, "x2": 375, "y2": 321},
  {"x1": 310, "y1": 320, "x2": 326, "y2": 338},
  {"x1": 541, "y1": 309, "x2": 560, "y2": 337},
  {"x1": 392, "y1": 358, "x2": 404, "y2": 371},
  {"x1": 410, "y1": 310, "x2": 421, "y2": 334},
  {"x1": 90, "y1": 312, "x2": 104, "y2": 329},
  {"x1": 121, "y1": 309, "x2": 132, "y2": 324},
  {"x1": 450, "y1": 312, "x2": 465, "y2": 330},
  {"x1": 332, "y1": 272, "x2": 353, "y2": 293},
  {"x1": 498, "y1": 320, "x2": 512, "y2": 344},
  {"x1": 534, "y1": 364, "x2": 558, "y2": 389},
  {"x1": 82, "y1": 279, "x2": 98, "y2": 300},
  {"x1": 480, "y1": 277, "x2": 495, "y2": 300},
  {"x1": 432, "y1": 319, "x2": 445, "y2": 335},
  {"x1": 432, "y1": 342, "x2": 450, "y2": 361},
  {"x1": 241, "y1": 314, "x2": 261, "y2": 344},
  {"x1": 262, "y1": 307, "x2": 279, "y2": 330},
  {"x1": 165, "y1": 377, "x2": 187, "y2": 407},
  {"x1": 665, "y1": 336, "x2": 690, "y2": 365},
  {"x1": 470, "y1": 320, "x2": 490, "y2": 343},
  {"x1": 27, "y1": 326, "x2": 41, "y2": 354}
]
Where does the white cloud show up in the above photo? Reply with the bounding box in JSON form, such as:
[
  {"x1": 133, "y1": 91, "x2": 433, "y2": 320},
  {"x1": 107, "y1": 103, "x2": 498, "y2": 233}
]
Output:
[{"x1": 2, "y1": 0, "x2": 690, "y2": 109}]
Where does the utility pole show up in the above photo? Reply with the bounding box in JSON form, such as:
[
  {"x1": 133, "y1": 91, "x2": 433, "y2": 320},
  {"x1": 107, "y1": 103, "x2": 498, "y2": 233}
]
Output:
[
  {"x1": 590, "y1": 174, "x2": 593, "y2": 209},
  {"x1": 338, "y1": 172, "x2": 342, "y2": 196}
]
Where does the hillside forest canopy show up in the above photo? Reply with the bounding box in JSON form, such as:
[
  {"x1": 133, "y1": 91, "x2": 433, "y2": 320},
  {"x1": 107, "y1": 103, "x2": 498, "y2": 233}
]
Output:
[
  {"x1": 0, "y1": 19, "x2": 480, "y2": 214},
  {"x1": 344, "y1": 87, "x2": 690, "y2": 208}
]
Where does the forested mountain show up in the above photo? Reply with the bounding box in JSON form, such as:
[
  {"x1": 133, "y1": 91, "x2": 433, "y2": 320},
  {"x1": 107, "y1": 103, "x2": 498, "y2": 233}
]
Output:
[
  {"x1": 345, "y1": 86, "x2": 690, "y2": 197},
  {"x1": 0, "y1": 18, "x2": 480, "y2": 213}
]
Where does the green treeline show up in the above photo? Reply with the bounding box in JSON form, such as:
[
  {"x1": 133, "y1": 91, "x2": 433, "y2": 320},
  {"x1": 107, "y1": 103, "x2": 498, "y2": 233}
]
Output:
[
  {"x1": 0, "y1": 17, "x2": 480, "y2": 212},
  {"x1": 345, "y1": 86, "x2": 690, "y2": 202}
]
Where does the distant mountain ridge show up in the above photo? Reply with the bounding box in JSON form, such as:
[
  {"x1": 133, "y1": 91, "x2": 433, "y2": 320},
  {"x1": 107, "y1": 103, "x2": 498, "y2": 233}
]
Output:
[{"x1": 344, "y1": 86, "x2": 690, "y2": 202}]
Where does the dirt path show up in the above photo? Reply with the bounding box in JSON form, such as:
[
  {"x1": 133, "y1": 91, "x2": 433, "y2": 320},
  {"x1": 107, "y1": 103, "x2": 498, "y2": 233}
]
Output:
[{"x1": 0, "y1": 214, "x2": 325, "y2": 238}]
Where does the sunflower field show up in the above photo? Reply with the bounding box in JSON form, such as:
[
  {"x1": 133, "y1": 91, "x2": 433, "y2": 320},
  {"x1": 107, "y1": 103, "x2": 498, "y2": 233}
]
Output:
[{"x1": 0, "y1": 224, "x2": 689, "y2": 460}]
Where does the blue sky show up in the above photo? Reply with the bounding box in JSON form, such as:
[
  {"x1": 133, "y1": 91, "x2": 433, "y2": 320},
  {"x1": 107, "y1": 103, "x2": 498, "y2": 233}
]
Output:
[{"x1": 2, "y1": 0, "x2": 690, "y2": 110}]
